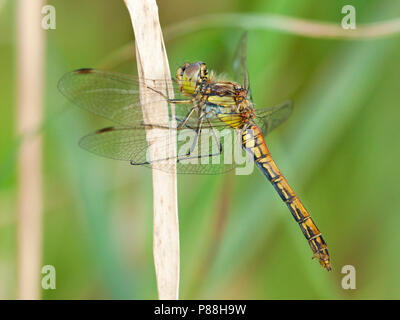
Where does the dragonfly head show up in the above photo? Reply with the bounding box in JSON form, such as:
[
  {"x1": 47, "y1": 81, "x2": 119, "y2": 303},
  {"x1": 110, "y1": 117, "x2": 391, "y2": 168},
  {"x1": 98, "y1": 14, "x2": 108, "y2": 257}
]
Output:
[{"x1": 176, "y1": 62, "x2": 209, "y2": 96}]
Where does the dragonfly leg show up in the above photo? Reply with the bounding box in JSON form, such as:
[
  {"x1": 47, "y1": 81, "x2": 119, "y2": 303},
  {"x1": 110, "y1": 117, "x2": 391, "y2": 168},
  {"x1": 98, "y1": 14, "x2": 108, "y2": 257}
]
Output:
[
  {"x1": 187, "y1": 115, "x2": 204, "y2": 156},
  {"x1": 176, "y1": 128, "x2": 223, "y2": 162},
  {"x1": 178, "y1": 117, "x2": 223, "y2": 161},
  {"x1": 175, "y1": 118, "x2": 195, "y2": 130},
  {"x1": 168, "y1": 98, "x2": 193, "y2": 105},
  {"x1": 130, "y1": 136, "x2": 223, "y2": 165},
  {"x1": 177, "y1": 107, "x2": 196, "y2": 130},
  {"x1": 207, "y1": 118, "x2": 223, "y2": 154},
  {"x1": 130, "y1": 120, "x2": 224, "y2": 166},
  {"x1": 144, "y1": 84, "x2": 193, "y2": 105},
  {"x1": 141, "y1": 107, "x2": 196, "y2": 131}
]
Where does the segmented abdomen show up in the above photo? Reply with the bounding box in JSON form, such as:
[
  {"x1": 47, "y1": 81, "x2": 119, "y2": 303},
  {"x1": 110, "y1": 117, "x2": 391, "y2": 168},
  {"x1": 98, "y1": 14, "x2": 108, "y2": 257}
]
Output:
[{"x1": 242, "y1": 125, "x2": 331, "y2": 271}]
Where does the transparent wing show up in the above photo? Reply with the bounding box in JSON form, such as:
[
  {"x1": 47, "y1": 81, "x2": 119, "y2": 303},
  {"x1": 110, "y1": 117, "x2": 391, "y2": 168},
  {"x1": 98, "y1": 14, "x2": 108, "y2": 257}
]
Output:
[
  {"x1": 232, "y1": 32, "x2": 252, "y2": 99},
  {"x1": 79, "y1": 125, "x2": 245, "y2": 175},
  {"x1": 254, "y1": 100, "x2": 293, "y2": 136},
  {"x1": 77, "y1": 100, "x2": 292, "y2": 174},
  {"x1": 58, "y1": 68, "x2": 194, "y2": 127},
  {"x1": 58, "y1": 68, "x2": 257, "y2": 131}
]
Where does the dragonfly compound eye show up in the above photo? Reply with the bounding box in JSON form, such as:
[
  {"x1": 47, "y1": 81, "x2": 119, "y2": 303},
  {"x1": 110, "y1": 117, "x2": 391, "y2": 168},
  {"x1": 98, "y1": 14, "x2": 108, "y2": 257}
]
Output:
[{"x1": 176, "y1": 62, "x2": 208, "y2": 96}]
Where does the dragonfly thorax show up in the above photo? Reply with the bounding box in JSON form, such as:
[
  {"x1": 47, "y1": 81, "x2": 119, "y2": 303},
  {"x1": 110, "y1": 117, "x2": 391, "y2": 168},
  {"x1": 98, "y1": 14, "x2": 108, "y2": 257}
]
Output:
[{"x1": 176, "y1": 62, "x2": 255, "y2": 128}]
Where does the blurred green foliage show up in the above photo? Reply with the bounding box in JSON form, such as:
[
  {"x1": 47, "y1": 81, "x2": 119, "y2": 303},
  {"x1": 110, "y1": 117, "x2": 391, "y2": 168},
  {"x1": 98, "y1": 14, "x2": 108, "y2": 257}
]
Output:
[{"x1": 1, "y1": 0, "x2": 400, "y2": 299}]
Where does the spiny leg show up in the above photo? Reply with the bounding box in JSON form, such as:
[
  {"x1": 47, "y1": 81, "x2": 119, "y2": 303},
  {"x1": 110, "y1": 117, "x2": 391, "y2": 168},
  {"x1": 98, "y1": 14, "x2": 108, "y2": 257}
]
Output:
[
  {"x1": 145, "y1": 85, "x2": 192, "y2": 105},
  {"x1": 130, "y1": 128, "x2": 224, "y2": 166},
  {"x1": 142, "y1": 111, "x2": 197, "y2": 131},
  {"x1": 207, "y1": 118, "x2": 223, "y2": 154},
  {"x1": 177, "y1": 107, "x2": 196, "y2": 129},
  {"x1": 131, "y1": 113, "x2": 221, "y2": 166},
  {"x1": 176, "y1": 117, "x2": 223, "y2": 162},
  {"x1": 168, "y1": 98, "x2": 193, "y2": 105},
  {"x1": 187, "y1": 115, "x2": 204, "y2": 156},
  {"x1": 176, "y1": 122, "x2": 223, "y2": 162},
  {"x1": 141, "y1": 104, "x2": 198, "y2": 131}
]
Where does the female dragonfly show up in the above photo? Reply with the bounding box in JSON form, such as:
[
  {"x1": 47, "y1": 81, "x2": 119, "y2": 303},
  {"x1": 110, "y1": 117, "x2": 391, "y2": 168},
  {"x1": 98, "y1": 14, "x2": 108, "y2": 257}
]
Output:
[{"x1": 58, "y1": 34, "x2": 331, "y2": 271}]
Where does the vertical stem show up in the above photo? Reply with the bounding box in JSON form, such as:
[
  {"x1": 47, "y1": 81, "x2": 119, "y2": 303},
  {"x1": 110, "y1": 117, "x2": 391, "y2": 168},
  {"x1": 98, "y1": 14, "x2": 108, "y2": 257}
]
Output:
[
  {"x1": 123, "y1": 0, "x2": 180, "y2": 299},
  {"x1": 16, "y1": 0, "x2": 45, "y2": 299}
]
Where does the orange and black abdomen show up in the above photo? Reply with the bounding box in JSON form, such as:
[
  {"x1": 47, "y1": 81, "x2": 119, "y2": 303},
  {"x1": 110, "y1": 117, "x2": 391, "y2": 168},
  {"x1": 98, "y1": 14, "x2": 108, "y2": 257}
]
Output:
[{"x1": 242, "y1": 125, "x2": 331, "y2": 271}]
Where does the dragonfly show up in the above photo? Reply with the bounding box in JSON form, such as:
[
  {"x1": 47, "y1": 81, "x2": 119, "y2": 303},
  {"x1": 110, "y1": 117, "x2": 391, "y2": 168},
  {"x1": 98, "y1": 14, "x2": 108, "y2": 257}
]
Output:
[{"x1": 58, "y1": 34, "x2": 331, "y2": 271}]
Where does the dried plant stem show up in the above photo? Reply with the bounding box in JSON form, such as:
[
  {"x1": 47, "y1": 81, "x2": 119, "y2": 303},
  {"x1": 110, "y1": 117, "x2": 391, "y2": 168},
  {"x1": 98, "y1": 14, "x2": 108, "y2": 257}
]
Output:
[
  {"x1": 124, "y1": 0, "x2": 180, "y2": 299},
  {"x1": 16, "y1": 0, "x2": 45, "y2": 300}
]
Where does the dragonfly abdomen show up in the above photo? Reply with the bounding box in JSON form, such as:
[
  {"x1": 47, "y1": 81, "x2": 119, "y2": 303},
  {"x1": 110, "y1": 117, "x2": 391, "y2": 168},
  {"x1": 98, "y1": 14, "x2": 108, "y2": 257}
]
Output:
[{"x1": 242, "y1": 125, "x2": 332, "y2": 271}]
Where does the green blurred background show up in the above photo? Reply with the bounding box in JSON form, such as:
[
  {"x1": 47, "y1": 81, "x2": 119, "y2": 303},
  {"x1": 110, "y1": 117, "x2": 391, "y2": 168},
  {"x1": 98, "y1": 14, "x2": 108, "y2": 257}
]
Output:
[{"x1": 1, "y1": 0, "x2": 400, "y2": 299}]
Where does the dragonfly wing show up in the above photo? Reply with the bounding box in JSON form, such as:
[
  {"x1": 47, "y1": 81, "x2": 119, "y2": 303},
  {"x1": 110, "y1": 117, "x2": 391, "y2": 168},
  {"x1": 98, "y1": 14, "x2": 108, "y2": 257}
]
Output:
[
  {"x1": 79, "y1": 126, "x2": 241, "y2": 174},
  {"x1": 58, "y1": 69, "x2": 193, "y2": 126},
  {"x1": 255, "y1": 100, "x2": 293, "y2": 136},
  {"x1": 232, "y1": 32, "x2": 252, "y2": 98},
  {"x1": 79, "y1": 127, "x2": 149, "y2": 163}
]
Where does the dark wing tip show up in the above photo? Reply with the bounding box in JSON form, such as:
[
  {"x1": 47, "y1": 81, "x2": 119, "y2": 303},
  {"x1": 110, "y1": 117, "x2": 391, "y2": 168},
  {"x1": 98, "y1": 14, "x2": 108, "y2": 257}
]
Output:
[
  {"x1": 95, "y1": 126, "x2": 115, "y2": 134},
  {"x1": 58, "y1": 68, "x2": 95, "y2": 95},
  {"x1": 74, "y1": 68, "x2": 94, "y2": 74}
]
